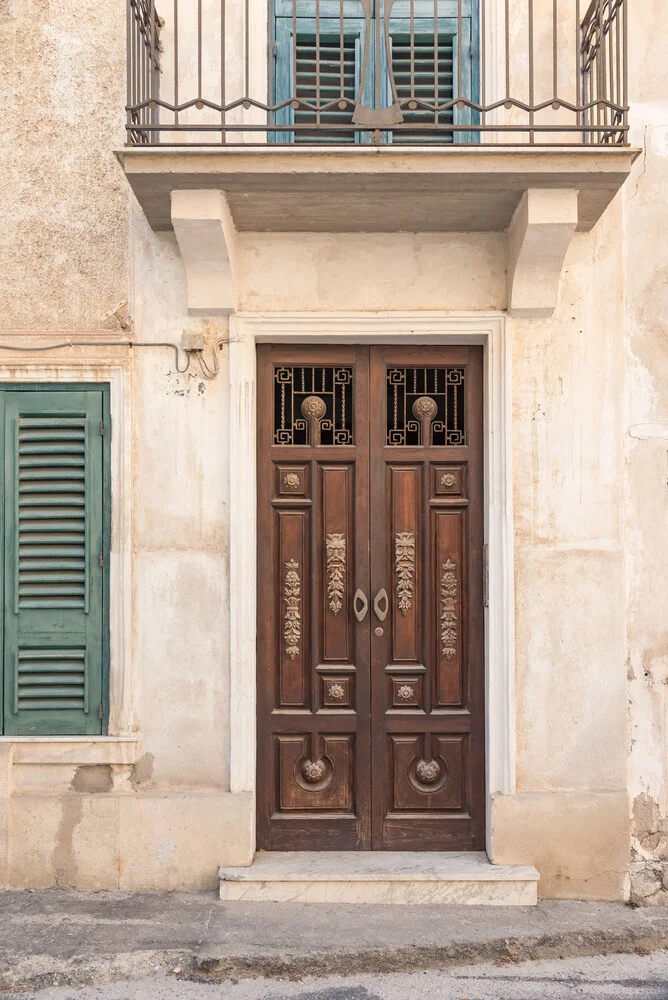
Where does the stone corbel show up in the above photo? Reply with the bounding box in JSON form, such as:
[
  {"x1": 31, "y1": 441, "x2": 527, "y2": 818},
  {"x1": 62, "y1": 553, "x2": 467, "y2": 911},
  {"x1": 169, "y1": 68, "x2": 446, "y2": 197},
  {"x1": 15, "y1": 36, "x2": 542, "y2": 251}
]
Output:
[
  {"x1": 506, "y1": 188, "x2": 579, "y2": 318},
  {"x1": 171, "y1": 190, "x2": 238, "y2": 315}
]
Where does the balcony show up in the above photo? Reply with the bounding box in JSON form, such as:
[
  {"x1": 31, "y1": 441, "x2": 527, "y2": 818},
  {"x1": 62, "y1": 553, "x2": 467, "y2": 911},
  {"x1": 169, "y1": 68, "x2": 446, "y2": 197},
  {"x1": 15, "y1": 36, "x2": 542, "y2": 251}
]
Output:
[
  {"x1": 119, "y1": 0, "x2": 637, "y2": 308},
  {"x1": 126, "y1": 0, "x2": 629, "y2": 147}
]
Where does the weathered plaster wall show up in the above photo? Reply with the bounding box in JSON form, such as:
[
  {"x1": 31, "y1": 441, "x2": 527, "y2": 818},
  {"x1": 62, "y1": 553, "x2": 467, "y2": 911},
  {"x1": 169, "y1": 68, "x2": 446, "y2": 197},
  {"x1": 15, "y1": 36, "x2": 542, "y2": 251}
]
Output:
[
  {"x1": 624, "y1": 0, "x2": 668, "y2": 907},
  {"x1": 0, "y1": 0, "x2": 246, "y2": 889},
  {"x1": 490, "y1": 200, "x2": 629, "y2": 901},
  {"x1": 234, "y1": 233, "x2": 505, "y2": 312},
  {"x1": 0, "y1": 0, "x2": 128, "y2": 331}
]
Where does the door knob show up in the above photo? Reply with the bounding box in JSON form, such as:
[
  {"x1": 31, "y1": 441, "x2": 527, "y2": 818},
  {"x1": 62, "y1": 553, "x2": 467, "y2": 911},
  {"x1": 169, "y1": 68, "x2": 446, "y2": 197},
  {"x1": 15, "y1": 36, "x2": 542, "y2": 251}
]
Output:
[
  {"x1": 353, "y1": 589, "x2": 369, "y2": 622},
  {"x1": 373, "y1": 588, "x2": 389, "y2": 622}
]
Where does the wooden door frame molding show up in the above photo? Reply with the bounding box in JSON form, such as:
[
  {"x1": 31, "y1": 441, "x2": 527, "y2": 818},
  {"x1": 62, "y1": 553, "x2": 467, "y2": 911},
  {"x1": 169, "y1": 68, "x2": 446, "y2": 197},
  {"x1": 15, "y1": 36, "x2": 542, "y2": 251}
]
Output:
[{"x1": 228, "y1": 311, "x2": 514, "y2": 859}]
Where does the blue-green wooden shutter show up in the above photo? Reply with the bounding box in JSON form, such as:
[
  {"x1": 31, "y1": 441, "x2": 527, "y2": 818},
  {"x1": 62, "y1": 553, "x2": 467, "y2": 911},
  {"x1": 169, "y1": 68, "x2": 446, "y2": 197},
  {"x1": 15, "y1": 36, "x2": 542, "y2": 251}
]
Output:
[
  {"x1": 1, "y1": 389, "x2": 106, "y2": 736},
  {"x1": 384, "y1": 2, "x2": 478, "y2": 142},
  {"x1": 272, "y1": 0, "x2": 372, "y2": 142},
  {"x1": 273, "y1": 17, "x2": 369, "y2": 142},
  {"x1": 272, "y1": 0, "x2": 479, "y2": 142}
]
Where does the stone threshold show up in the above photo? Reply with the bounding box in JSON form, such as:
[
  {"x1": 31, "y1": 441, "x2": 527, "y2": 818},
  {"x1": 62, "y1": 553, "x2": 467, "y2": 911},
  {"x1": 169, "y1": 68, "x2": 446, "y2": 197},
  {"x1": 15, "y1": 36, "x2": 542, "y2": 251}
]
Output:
[{"x1": 219, "y1": 851, "x2": 539, "y2": 905}]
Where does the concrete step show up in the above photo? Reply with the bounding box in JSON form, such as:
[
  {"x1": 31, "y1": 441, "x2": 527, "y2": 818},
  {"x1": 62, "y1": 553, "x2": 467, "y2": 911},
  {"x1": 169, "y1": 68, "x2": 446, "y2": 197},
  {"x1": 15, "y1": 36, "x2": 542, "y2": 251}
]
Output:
[{"x1": 219, "y1": 851, "x2": 539, "y2": 905}]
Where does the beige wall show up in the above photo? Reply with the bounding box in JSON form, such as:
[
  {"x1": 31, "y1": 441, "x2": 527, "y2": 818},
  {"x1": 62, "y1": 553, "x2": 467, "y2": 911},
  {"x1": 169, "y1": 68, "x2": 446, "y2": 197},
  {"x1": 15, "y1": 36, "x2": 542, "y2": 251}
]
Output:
[
  {"x1": 0, "y1": 0, "x2": 127, "y2": 332},
  {"x1": 491, "y1": 206, "x2": 629, "y2": 900},
  {"x1": 0, "y1": 0, "x2": 666, "y2": 900},
  {"x1": 624, "y1": 0, "x2": 668, "y2": 907}
]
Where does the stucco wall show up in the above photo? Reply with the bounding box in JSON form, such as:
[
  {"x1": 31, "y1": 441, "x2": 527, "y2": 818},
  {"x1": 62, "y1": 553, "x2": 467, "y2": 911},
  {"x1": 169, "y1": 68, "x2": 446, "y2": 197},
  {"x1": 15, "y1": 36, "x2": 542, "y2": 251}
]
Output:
[
  {"x1": 624, "y1": 0, "x2": 668, "y2": 907},
  {"x1": 492, "y1": 205, "x2": 629, "y2": 900},
  {"x1": 0, "y1": 0, "x2": 127, "y2": 332}
]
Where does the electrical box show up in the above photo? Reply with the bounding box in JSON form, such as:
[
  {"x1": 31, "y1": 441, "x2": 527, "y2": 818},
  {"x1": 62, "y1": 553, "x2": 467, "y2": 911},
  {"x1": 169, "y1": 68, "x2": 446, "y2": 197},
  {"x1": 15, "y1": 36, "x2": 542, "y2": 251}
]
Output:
[{"x1": 181, "y1": 331, "x2": 205, "y2": 352}]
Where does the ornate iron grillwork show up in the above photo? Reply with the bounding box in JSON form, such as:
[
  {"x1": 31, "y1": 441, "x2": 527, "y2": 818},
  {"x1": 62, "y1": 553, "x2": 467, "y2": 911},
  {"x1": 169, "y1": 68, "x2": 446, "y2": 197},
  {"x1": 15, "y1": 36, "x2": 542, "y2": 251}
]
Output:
[
  {"x1": 386, "y1": 367, "x2": 465, "y2": 446},
  {"x1": 125, "y1": 0, "x2": 629, "y2": 146},
  {"x1": 274, "y1": 366, "x2": 354, "y2": 445}
]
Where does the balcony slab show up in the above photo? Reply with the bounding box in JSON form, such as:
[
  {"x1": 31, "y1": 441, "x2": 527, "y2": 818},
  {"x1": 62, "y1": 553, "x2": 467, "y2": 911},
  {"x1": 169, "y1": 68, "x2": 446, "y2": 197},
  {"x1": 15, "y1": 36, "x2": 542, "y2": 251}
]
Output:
[{"x1": 118, "y1": 146, "x2": 639, "y2": 235}]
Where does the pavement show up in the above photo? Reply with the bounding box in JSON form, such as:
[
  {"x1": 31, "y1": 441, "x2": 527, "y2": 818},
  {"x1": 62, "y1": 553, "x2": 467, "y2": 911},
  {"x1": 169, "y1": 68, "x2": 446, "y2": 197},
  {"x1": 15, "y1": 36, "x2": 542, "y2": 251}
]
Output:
[
  {"x1": 1, "y1": 891, "x2": 668, "y2": 992},
  {"x1": 12, "y1": 952, "x2": 668, "y2": 1000}
]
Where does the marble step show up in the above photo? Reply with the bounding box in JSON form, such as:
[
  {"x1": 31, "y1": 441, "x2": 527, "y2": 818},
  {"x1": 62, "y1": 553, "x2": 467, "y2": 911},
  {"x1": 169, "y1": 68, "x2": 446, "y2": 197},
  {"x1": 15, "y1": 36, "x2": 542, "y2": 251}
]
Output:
[{"x1": 219, "y1": 851, "x2": 539, "y2": 905}]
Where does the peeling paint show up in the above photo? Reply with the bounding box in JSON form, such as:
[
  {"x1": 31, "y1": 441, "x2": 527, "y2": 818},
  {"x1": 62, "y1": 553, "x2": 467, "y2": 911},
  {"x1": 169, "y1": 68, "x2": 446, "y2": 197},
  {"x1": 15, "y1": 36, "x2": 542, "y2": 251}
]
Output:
[
  {"x1": 71, "y1": 766, "x2": 113, "y2": 795},
  {"x1": 131, "y1": 752, "x2": 155, "y2": 790}
]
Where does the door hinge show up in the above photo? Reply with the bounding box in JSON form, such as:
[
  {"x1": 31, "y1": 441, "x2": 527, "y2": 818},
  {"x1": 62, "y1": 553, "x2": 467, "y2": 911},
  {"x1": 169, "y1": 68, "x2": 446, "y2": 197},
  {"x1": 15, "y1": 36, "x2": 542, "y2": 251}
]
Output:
[
  {"x1": 100, "y1": 420, "x2": 105, "y2": 436},
  {"x1": 98, "y1": 703, "x2": 103, "y2": 720},
  {"x1": 483, "y1": 543, "x2": 489, "y2": 608},
  {"x1": 272, "y1": 40, "x2": 278, "y2": 58},
  {"x1": 99, "y1": 551, "x2": 104, "y2": 568}
]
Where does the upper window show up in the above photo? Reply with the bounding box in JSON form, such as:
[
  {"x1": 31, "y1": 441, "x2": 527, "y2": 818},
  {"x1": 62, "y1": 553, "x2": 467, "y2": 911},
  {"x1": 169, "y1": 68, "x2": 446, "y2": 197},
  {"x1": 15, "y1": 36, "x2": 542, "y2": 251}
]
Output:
[
  {"x1": 0, "y1": 386, "x2": 110, "y2": 735},
  {"x1": 270, "y1": 0, "x2": 479, "y2": 143}
]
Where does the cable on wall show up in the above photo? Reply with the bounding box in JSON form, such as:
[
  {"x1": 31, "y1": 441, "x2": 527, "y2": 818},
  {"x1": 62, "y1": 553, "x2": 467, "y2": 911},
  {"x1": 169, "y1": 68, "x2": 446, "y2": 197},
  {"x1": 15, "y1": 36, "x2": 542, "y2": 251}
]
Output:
[{"x1": 0, "y1": 338, "x2": 229, "y2": 379}]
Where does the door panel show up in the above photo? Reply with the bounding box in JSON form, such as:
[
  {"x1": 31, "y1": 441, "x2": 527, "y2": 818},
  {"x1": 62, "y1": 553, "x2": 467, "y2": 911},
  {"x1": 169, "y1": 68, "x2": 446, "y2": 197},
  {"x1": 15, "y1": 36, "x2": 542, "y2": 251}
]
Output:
[
  {"x1": 257, "y1": 346, "x2": 371, "y2": 850},
  {"x1": 256, "y1": 344, "x2": 483, "y2": 851},
  {"x1": 369, "y1": 346, "x2": 484, "y2": 850}
]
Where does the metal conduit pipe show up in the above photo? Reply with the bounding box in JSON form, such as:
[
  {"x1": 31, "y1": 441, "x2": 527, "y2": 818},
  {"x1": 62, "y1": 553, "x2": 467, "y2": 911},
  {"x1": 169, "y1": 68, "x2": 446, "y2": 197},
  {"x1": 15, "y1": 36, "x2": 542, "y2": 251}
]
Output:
[{"x1": 0, "y1": 339, "x2": 229, "y2": 380}]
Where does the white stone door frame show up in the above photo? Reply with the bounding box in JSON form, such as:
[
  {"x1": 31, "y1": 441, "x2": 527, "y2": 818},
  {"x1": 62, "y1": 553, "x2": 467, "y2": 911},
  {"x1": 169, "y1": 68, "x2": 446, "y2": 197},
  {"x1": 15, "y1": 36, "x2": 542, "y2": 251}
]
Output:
[{"x1": 227, "y1": 312, "x2": 514, "y2": 857}]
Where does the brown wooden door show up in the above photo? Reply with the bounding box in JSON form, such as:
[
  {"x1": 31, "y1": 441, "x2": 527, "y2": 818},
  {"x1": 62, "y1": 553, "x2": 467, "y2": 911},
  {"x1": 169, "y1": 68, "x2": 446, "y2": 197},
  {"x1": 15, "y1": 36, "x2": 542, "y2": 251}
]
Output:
[{"x1": 257, "y1": 345, "x2": 484, "y2": 851}]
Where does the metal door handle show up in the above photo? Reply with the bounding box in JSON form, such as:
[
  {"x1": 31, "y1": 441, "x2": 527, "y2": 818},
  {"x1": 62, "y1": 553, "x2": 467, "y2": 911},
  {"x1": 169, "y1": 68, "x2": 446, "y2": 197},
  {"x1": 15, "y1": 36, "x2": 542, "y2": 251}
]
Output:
[
  {"x1": 373, "y1": 588, "x2": 389, "y2": 622},
  {"x1": 353, "y1": 589, "x2": 369, "y2": 622}
]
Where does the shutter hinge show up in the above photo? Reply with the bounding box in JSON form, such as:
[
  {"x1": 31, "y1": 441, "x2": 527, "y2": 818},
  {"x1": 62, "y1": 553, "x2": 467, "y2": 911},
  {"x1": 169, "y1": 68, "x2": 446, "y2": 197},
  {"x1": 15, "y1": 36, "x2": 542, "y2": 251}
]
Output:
[
  {"x1": 98, "y1": 703, "x2": 103, "y2": 720},
  {"x1": 99, "y1": 551, "x2": 104, "y2": 568},
  {"x1": 100, "y1": 420, "x2": 105, "y2": 436},
  {"x1": 483, "y1": 543, "x2": 489, "y2": 608},
  {"x1": 272, "y1": 40, "x2": 278, "y2": 58}
]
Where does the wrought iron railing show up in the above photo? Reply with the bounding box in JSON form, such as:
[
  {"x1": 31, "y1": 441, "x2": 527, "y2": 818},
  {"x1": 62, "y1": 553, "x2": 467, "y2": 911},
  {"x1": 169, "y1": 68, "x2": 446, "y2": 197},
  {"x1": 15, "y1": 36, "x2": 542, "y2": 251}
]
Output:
[{"x1": 126, "y1": 0, "x2": 629, "y2": 146}]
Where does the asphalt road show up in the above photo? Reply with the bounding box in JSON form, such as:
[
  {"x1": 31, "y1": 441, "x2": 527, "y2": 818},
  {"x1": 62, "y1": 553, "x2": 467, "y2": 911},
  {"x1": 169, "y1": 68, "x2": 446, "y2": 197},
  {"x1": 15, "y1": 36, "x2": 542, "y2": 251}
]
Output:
[{"x1": 11, "y1": 951, "x2": 668, "y2": 1000}]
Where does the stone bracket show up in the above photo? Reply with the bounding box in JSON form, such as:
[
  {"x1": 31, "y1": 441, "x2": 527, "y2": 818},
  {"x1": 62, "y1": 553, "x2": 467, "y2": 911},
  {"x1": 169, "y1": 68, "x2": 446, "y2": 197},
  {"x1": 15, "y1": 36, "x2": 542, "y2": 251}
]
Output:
[
  {"x1": 506, "y1": 189, "x2": 579, "y2": 318},
  {"x1": 171, "y1": 190, "x2": 238, "y2": 316}
]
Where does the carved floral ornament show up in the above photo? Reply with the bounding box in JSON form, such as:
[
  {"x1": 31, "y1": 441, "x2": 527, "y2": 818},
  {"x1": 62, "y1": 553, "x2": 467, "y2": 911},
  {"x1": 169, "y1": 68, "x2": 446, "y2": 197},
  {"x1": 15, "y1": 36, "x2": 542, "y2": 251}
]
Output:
[
  {"x1": 412, "y1": 396, "x2": 438, "y2": 420},
  {"x1": 283, "y1": 472, "x2": 300, "y2": 490},
  {"x1": 416, "y1": 759, "x2": 441, "y2": 785},
  {"x1": 328, "y1": 682, "x2": 346, "y2": 701},
  {"x1": 440, "y1": 558, "x2": 458, "y2": 659},
  {"x1": 395, "y1": 531, "x2": 415, "y2": 615},
  {"x1": 301, "y1": 395, "x2": 327, "y2": 420},
  {"x1": 397, "y1": 684, "x2": 414, "y2": 701},
  {"x1": 301, "y1": 759, "x2": 327, "y2": 783},
  {"x1": 440, "y1": 473, "x2": 456, "y2": 488},
  {"x1": 326, "y1": 532, "x2": 346, "y2": 615},
  {"x1": 410, "y1": 395, "x2": 438, "y2": 447},
  {"x1": 283, "y1": 559, "x2": 301, "y2": 660}
]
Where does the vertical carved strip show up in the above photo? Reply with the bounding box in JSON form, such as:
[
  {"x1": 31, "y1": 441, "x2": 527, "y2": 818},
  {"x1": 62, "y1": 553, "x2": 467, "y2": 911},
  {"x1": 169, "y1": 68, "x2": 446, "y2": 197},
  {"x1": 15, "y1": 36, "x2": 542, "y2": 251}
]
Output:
[
  {"x1": 395, "y1": 531, "x2": 416, "y2": 615},
  {"x1": 440, "y1": 559, "x2": 458, "y2": 659},
  {"x1": 326, "y1": 532, "x2": 346, "y2": 616},
  {"x1": 283, "y1": 559, "x2": 301, "y2": 659}
]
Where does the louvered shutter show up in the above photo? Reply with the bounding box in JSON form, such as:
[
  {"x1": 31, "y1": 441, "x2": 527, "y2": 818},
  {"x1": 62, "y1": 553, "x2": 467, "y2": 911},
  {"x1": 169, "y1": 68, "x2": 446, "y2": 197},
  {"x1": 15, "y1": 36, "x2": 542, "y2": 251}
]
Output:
[
  {"x1": 390, "y1": 33, "x2": 455, "y2": 142},
  {"x1": 293, "y1": 33, "x2": 359, "y2": 143},
  {"x1": 272, "y1": 10, "x2": 369, "y2": 143},
  {"x1": 1, "y1": 389, "x2": 107, "y2": 735}
]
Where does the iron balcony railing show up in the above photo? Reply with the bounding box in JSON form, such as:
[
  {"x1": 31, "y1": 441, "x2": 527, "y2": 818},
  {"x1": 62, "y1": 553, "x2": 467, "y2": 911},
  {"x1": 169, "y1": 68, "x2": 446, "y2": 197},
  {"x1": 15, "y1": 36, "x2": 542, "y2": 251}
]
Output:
[{"x1": 126, "y1": 0, "x2": 629, "y2": 146}]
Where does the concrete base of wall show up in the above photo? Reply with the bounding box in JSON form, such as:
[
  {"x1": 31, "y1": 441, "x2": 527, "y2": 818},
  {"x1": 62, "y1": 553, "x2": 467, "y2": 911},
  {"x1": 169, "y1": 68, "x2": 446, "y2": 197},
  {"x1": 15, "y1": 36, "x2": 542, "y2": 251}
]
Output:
[
  {"x1": 490, "y1": 791, "x2": 630, "y2": 902},
  {"x1": 0, "y1": 789, "x2": 253, "y2": 892}
]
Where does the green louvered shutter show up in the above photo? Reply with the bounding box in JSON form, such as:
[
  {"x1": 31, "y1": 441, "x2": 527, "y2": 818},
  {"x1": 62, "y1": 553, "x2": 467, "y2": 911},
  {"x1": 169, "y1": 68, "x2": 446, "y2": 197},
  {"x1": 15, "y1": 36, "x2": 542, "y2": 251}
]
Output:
[{"x1": 1, "y1": 389, "x2": 107, "y2": 735}]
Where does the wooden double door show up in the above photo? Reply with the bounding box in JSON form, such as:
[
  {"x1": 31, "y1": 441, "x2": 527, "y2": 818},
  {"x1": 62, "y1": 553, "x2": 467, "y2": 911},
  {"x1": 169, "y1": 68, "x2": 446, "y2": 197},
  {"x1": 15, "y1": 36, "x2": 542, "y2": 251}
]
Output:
[{"x1": 257, "y1": 345, "x2": 484, "y2": 851}]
